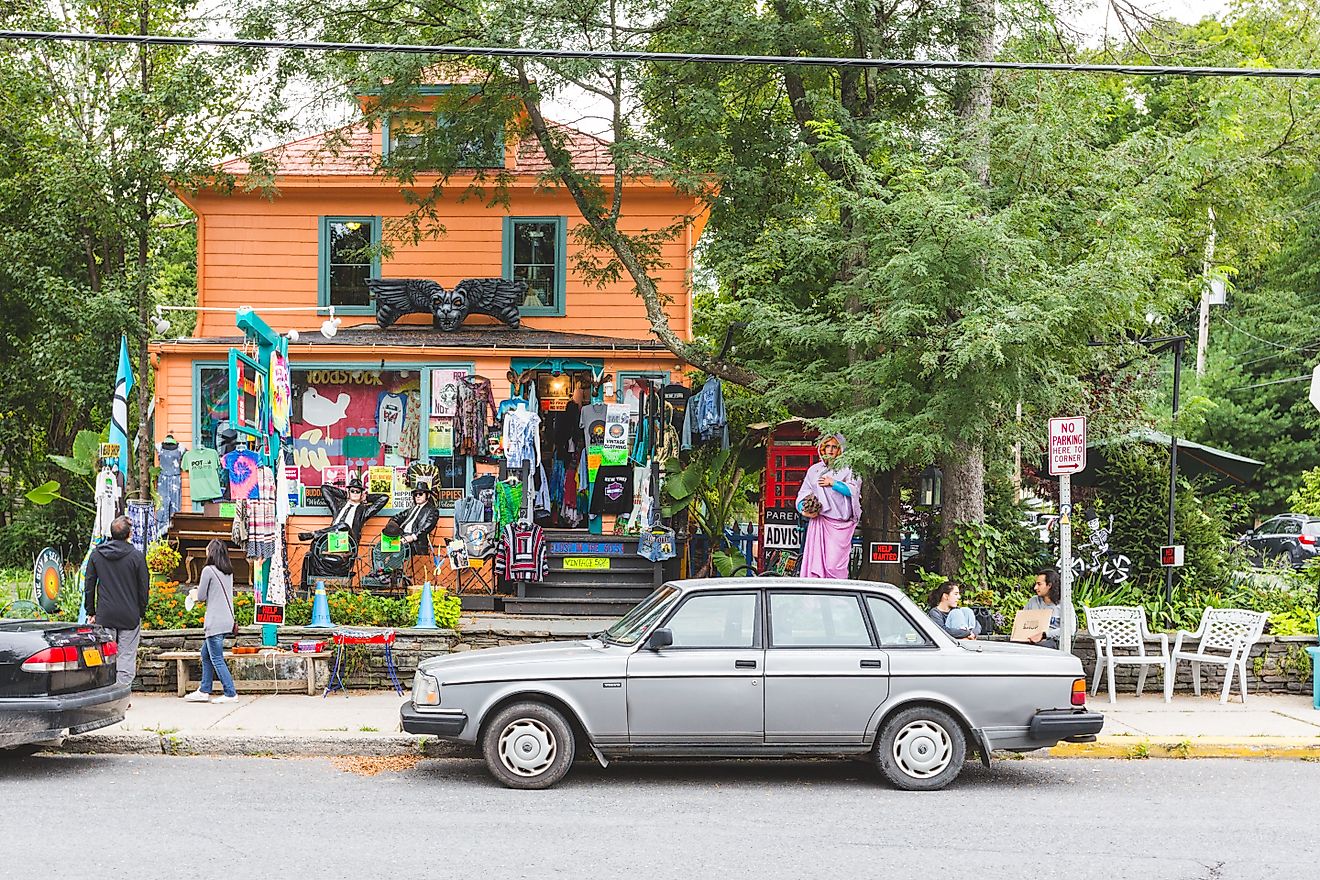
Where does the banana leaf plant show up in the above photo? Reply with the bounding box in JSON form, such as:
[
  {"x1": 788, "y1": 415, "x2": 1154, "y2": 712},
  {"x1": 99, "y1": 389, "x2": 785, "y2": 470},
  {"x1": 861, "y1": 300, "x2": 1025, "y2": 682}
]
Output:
[
  {"x1": 662, "y1": 443, "x2": 762, "y2": 577},
  {"x1": 23, "y1": 428, "x2": 104, "y2": 513}
]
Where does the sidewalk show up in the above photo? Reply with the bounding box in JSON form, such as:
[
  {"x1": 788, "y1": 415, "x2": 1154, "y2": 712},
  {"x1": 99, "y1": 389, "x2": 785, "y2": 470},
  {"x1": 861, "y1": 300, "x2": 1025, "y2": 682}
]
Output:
[{"x1": 52, "y1": 691, "x2": 1320, "y2": 759}]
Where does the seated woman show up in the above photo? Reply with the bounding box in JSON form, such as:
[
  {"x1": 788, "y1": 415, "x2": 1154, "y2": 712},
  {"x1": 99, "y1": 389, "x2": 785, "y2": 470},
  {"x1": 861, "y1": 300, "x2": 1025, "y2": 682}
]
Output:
[
  {"x1": 1024, "y1": 567, "x2": 1077, "y2": 649},
  {"x1": 927, "y1": 582, "x2": 978, "y2": 640}
]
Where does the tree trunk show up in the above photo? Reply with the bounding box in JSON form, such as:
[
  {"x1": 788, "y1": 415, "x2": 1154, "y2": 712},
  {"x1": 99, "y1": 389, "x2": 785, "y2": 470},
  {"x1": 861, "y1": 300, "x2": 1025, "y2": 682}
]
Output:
[
  {"x1": 939, "y1": 0, "x2": 996, "y2": 578},
  {"x1": 134, "y1": 1, "x2": 152, "y2": 502},
  {"x1": 939, "y1": 440, "x2": 986, "y2": 578},
  {"x1": 857, "y1": 471, "x2": 903, "y2": 584}
]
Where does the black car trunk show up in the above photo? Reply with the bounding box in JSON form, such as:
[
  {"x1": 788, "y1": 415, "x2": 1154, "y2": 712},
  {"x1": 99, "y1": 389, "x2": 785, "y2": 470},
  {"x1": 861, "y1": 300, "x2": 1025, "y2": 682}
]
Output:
[{"x1": 0, "y1": 621, "x2": 118, "y2": 698}]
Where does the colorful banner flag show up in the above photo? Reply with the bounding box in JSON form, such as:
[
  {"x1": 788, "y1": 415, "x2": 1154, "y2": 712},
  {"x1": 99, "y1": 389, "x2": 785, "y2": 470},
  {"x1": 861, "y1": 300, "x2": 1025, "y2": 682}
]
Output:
[{"x1": 108, "y1": 334, "x2": 134, "y2": 473}]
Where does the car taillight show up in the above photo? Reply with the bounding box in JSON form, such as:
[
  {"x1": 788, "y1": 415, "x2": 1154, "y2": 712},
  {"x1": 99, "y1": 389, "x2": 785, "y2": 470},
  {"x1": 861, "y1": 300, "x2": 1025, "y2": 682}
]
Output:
[
  {"x1": 1301, "y1": 534, "x2": 1315, "y2": 546},
  {"x1": 103, "y1": 641, "x2": 119, "y2": 658},
  {"x1": 1071, "y1": 678, "x2": 1087, "y2": 707},
  {"x1": 21, "y1": 645, "x2": 79, "y2": 673}
]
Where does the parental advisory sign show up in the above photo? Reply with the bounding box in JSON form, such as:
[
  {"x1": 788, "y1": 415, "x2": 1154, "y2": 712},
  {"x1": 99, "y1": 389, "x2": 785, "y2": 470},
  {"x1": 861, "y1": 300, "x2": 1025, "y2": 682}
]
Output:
[{"x1": 763, "y1": 507, "x2": 803, "y2": 551}]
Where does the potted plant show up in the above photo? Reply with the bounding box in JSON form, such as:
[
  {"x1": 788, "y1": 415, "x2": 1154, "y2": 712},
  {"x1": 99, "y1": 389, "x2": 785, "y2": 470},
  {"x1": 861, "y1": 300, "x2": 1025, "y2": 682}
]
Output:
[{"x1": 145, "y1": 541, "x2": 182, "y2": 585}]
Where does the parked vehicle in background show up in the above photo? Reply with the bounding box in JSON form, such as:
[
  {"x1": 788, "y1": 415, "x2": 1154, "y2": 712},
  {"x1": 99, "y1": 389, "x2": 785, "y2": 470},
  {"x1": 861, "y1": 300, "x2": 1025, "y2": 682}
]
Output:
[
  {"x1": 0, "y1": 620, "x2": 130, "y2": 757},
  {"x1": 401, "y1": 578, "x2": 1102, "y2": 791},
  {"x1": 1238, "y1": 514, "x2": 1320, "y2": 567}
]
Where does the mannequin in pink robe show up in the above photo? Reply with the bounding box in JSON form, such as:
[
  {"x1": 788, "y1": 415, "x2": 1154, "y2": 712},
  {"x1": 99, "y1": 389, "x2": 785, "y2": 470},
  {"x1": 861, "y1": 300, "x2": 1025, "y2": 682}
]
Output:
[{"x1": 795, "y1": 434, "x2": 862, "y2": 579}]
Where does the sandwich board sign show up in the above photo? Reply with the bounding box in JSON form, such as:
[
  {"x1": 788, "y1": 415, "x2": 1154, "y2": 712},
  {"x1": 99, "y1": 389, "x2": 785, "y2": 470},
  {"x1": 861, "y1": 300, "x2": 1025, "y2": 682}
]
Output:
[{"x1": 1048, "y1": 417, "x2": 1087, "y2": 476}]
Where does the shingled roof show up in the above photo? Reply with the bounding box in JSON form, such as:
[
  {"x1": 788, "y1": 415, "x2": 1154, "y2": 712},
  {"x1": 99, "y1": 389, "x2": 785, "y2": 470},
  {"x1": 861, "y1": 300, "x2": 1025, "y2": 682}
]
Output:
[{"x1": 219, "y1": 120, "x2": 618, "y2": 178}]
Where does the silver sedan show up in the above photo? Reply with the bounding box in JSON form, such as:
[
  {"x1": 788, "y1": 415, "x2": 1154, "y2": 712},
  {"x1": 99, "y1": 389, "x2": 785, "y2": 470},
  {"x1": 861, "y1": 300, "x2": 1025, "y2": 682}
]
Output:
[{"x1": 401, "y1": 578, "x2": 1102, "y2": 789}]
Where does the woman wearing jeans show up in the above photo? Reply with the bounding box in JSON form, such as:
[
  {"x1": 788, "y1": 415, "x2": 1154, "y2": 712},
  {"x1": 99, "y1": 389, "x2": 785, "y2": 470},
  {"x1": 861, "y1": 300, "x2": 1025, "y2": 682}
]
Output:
[{"x1": 184, "y1": 540, "x2": 237, "y2": 703}]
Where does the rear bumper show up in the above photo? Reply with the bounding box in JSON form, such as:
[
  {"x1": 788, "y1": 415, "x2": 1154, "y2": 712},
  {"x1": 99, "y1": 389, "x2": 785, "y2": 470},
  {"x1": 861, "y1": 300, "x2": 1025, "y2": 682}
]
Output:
[
  {"x1": 1029, "y1": 708, "x2": 1105, "y2": 743},
  {"x1": 0, "y1": 682, "x2": 131, "y2": 749},
  {"x1": 400, "y1": 702, "x2": 469, "y2": 738}
]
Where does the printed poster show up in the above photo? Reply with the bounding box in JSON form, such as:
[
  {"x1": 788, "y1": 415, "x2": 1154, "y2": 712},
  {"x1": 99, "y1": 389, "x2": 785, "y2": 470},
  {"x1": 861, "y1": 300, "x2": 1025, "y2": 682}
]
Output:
[
  {"x1": 428, "y1": 417, "x2": 454, "y2": 456},
  {"x1": 269, "y1": 351, "x2": 291, "y2": 434},
  {"x1": 367, "y1": 465, "x2": 394, "y2": 496},
  {"x1": 430, "y1": 369, "x2": 468, "y2": 417},
  {"x1": 320, "y1": 465, "x2": 347, "y2": 488},
  {"x1": 602, "y1": 404, "x2": 629, "y2": 467}
]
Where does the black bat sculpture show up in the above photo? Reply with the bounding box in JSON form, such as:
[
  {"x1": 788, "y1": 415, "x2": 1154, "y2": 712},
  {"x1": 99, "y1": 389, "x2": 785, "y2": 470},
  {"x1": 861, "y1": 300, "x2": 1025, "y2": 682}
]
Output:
[{"x1": 367, "y1": 277, "x2": 527, "y2": 331}]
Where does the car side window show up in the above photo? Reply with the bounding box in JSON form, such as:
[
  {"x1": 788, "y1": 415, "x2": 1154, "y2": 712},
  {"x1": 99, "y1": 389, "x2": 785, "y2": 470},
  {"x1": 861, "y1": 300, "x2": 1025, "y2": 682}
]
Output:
[
  {"x1": 1278, "y1": 519, "x2": 1303, "y2": 536},
  {"x1": 769, "y1": 592, "x2": 873, "y2": 648},
  {"x1": 1257, "y1": 517, "x2": 1284, "y2": 534},
  {"x1": 663, "y1": 593, "x2": 758, "y2": 648},
  {"x1": 865, "y1": 596, "x2": 932, "y2": 648}
]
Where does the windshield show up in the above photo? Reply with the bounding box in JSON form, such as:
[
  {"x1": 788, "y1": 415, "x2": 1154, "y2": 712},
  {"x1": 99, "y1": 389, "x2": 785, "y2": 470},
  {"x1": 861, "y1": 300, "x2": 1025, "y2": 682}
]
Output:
[{"x1": 601, "y1": 585, "x2": 680, "y2": 646}]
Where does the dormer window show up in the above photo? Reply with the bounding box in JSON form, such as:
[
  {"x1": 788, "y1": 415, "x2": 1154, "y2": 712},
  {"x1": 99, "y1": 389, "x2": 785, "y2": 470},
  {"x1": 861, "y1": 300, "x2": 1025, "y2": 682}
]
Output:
[{"x1": 384, "y1": 111, "x2": 503, "y2": 169}]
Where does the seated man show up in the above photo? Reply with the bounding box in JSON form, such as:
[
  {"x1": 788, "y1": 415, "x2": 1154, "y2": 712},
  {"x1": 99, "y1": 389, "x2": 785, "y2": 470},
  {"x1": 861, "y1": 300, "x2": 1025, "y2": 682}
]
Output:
[{"x1": 299, "y1": 479, "x2": 389, "y2": 586}]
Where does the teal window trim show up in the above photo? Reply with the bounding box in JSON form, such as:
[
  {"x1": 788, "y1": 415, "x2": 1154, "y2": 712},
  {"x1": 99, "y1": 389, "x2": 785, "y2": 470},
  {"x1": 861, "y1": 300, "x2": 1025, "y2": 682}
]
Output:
[
  {"x1": 318, "y1": 216, "x2": 381, "y2": 316},
  {"x1": 503, "y1": 216, "x2": 568, "y2": 317},
  {"x1": 192, "y1": 360, "x2": 227, "y2": 513}
]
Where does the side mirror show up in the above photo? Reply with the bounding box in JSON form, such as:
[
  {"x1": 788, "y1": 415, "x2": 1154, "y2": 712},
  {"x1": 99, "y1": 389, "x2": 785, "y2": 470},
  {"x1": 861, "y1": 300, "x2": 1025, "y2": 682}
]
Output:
[{"x1": 646, "y1": 628, "x2": 673, "y2": 651}]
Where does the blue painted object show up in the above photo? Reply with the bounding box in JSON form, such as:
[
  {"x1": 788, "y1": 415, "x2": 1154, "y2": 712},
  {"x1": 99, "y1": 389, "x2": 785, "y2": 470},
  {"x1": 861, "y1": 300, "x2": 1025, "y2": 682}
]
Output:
[
  {"x1": 308, "y1": 580, "x2": 333, "y2": 628},
  {"x1": 415, "y1": 582, "x2": 437, "y2": 630}
]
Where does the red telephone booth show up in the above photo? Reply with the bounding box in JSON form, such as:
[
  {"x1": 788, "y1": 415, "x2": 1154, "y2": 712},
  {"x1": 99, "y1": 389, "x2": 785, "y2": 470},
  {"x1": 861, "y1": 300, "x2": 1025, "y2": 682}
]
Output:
[{"x1": 759, "y1": 420, "x2": 819, "y2": 572}]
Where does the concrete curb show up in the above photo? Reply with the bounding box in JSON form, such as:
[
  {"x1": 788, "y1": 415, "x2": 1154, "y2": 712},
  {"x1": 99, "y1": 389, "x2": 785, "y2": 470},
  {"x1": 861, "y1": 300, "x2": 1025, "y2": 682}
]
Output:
[
  {"x1": 51, "y1": 731, "x2": 469, "y2": 759},
  {"x1": 1047, "y1": 736, "x2": 1320, "y2": 760}
]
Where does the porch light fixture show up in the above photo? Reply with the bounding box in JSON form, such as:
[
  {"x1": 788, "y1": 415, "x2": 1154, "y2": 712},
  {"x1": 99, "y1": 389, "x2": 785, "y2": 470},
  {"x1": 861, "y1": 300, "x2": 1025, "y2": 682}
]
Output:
[{"x1": 918, "y1": 465, "x2": 943, "y2": 509}]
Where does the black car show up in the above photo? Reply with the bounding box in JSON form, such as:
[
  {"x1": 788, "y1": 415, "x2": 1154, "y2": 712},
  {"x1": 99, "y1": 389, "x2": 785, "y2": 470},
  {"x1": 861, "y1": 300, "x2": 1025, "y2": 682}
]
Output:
[
  {"x1": 1238, "y1": 514, "x2": 1320, "y2": 568},
  {"x1": 0, "y1": 620, "x2": 130, "y2": 757}
]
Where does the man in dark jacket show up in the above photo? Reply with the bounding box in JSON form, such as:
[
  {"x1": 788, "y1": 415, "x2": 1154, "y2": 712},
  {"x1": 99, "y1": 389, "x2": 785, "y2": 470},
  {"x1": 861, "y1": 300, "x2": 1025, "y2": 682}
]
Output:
[{"x1": 84, "y1": 515, "x2": 150, "y2": 686}]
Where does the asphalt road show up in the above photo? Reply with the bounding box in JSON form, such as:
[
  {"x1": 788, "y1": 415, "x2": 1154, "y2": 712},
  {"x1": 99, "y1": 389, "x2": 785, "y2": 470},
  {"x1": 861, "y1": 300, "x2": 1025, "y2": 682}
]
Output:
[{"x1": 2, "y1": 754, "x2": 1313, "y2": 879}]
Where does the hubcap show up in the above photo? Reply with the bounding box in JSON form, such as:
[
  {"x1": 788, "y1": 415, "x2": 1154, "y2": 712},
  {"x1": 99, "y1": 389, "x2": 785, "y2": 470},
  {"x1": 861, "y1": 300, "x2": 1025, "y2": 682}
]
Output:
[
  {"x1": 892, "y1": 719, "x2": 953, "y2": 779},
  {"x1": 498, "y1": 718, "x2": 557, "y2": 777}
]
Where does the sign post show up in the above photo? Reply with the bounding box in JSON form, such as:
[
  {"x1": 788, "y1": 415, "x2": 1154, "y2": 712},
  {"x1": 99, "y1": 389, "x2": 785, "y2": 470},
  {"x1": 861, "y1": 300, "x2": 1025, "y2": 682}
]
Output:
[{"x1": 1049, "y1": 417, "x2": 1087, "y2": 654}]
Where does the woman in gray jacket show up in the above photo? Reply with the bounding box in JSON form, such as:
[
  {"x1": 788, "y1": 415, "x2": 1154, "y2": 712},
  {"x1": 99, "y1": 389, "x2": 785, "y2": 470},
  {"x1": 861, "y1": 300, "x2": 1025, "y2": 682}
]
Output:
[{"x1": 184, "y1": 540, "x2": 237, "y2": 702}]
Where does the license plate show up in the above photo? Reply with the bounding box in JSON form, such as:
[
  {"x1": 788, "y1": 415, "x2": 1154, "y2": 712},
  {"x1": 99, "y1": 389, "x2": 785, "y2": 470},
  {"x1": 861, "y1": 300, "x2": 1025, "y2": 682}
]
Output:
[
  {"x1": 563, "y1": 557, "x2": 610, "y2": 570},
  {"x1": 82, "y1": 647, "x2": 103, "y2": 667}
]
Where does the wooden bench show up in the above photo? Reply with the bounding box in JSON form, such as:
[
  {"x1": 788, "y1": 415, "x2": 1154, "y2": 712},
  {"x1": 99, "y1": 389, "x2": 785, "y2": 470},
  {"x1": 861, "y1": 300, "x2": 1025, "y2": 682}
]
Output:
[{"x1": 158, "y1": 650, "x2": 333, "y2": 697}]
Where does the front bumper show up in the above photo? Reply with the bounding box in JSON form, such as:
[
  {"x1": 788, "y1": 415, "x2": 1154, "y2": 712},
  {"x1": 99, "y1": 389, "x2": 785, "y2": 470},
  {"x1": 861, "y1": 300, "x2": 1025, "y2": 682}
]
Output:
[
  {"x1": 400, "y1": 701, "x2": 468, "y2": 738},
  {"x1": 0, "y1": 682, "x2": 131, "y2": 749},
  {"x1": 1029, "y1": 708, "x2": 1105, "y2": 743}
]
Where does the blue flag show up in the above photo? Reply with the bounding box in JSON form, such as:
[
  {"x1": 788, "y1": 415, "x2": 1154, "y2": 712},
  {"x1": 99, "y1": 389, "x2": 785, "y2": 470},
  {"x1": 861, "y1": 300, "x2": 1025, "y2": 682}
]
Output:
[{"x1": 109, "y1": 334, "x2": 134, "y2": 473}]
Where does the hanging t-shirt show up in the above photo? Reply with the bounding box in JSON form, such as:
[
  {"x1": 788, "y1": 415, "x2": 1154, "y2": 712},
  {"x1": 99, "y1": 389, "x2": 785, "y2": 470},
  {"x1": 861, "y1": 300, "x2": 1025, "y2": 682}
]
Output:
[
  {"x1": 222, "y1": 449, "x2": 263, "y2": 500},
  {"x1": 376, "y1": 391, "x2": 407, "y2": 448},
  {"x1": 589, "y1": 465, "x2": 634, "y2": 515},
  {"x1": 662, "y1": 383, "x2": 691, "y2": 430},
  {"x1": 579, "y1": 403, "x2": 608, "y2": 450},
  {"x1": 182, "y1": 447, "x2": 223, "y2": 501}
]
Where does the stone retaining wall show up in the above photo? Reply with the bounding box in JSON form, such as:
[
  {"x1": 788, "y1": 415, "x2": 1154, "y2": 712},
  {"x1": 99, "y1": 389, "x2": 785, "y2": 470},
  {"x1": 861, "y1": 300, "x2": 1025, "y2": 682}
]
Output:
[{"x1": 130, "y1": 627, "x2": 1318, "y2": 695}]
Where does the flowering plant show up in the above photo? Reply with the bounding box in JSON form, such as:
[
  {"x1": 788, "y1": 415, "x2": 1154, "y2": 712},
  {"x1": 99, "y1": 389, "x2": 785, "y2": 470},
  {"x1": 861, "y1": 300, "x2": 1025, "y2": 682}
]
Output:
[{"x1": 145, "y1": 541, "x2": 182, "y2": 574}]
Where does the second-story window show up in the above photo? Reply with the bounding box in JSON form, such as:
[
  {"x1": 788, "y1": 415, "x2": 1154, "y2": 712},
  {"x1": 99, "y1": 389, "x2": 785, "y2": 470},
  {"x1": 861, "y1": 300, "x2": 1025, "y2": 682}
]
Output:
[
  {"x1": 505, "y1": 217, "x2": 566, "y2": 314},
  {"x1": 321, "y1": 217, "x2": 380, "y2": 310},
  {"x1": 386, "y1": 111, "x2": 502, "y2": 169}
]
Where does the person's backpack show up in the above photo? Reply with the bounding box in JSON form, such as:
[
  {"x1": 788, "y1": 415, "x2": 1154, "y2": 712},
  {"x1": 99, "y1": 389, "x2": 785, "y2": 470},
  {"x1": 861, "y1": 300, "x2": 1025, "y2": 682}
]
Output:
[{"x1": 972, "y1": 606, "x2": 996, "y2": 636}]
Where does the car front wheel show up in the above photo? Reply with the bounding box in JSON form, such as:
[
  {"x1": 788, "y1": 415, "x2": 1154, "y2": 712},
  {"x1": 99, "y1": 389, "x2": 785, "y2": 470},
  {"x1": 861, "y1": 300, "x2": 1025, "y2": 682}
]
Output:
[
  {"x1": 874, "y1": 706, "x2": 966, "y2": 791},
  {"x1": 481, "y1": 701, "x2": 576, "y2": 790}
]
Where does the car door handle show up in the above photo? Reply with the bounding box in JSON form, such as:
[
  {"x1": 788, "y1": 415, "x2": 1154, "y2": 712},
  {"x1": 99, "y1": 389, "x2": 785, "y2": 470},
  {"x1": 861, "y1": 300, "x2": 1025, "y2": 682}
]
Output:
[
  {"x1": 734, "y1": 660, "x2": 757, "y2": 669},
  {"x1": 859, "y1": 660, "x2": 883, "y2": 668}
]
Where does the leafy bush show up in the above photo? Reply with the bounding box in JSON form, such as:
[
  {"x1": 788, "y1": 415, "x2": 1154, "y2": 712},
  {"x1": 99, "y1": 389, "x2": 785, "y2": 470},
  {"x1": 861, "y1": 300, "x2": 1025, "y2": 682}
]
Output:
[
  {"x1": 145, "y1": 541, "x2": 182, "y2": 574},
  {"x1": 137, "y1": 585, "x2": 462, "y2": 630},
  {"x1": 1286, "y1": 468, "x2": 1320, "y2": 516}
]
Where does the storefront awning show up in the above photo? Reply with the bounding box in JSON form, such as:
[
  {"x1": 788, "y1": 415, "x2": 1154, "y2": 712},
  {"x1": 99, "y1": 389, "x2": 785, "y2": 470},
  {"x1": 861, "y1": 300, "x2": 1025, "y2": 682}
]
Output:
[{"x1": 1044, "y1": 428, "x2": 1263, "y2": 490}]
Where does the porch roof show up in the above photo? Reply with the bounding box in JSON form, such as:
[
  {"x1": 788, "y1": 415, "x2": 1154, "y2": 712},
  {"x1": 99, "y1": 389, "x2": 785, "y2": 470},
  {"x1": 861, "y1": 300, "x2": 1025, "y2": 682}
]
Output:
[{"x1": 158, "y1": 324, "x2": 669, "y2": 352}]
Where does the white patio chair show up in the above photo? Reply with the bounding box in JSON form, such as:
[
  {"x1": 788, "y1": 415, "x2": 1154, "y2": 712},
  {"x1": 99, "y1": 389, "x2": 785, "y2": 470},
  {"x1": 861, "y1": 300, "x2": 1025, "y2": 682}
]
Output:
[
  {"x1": 1084, "y1": 605, "x2": 1171, "y2": 704},
  {"x1": 1165, "y1": 608, "x2": 1269, "y2": 704}
]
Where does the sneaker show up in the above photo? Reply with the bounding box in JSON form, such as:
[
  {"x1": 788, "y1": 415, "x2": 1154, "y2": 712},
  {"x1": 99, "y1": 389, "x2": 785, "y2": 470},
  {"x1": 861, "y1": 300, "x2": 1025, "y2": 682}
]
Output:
[
  {"x1": 212, "y1": 694, "x2": 238, "y2": 703},
  {"x1": 183, "y1": 690, "x2": 210, "y2": 703}
]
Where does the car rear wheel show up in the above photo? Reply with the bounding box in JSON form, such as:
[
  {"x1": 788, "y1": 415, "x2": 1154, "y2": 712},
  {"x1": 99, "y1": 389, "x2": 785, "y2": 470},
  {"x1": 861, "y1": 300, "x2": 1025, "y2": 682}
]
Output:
[
  {"x1": 481, "y1": 701, "x2": 576, "y2": 790},
  {"x1": 874, "y1": 706, "x2": 966, "y2": 791},
  {"x1": 0, "y1": 744, "x2": 44, "y2": 760}
]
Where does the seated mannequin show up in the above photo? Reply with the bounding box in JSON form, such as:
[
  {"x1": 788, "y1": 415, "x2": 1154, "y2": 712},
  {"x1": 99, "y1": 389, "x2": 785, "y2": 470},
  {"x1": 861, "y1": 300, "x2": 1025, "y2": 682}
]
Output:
[
  {"x1": 382, "y1": 483, "x2": 440, "y2": 556},
  {"x1": 299, "y1": 479, "x2": 389, "y2": 585}
]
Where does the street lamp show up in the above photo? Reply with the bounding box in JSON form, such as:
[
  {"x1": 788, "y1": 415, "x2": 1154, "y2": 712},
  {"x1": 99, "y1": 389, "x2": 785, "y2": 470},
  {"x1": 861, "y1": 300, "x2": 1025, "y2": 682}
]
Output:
[{"x1": 919, "y1": 465, "x2": 943, "y2": 509}]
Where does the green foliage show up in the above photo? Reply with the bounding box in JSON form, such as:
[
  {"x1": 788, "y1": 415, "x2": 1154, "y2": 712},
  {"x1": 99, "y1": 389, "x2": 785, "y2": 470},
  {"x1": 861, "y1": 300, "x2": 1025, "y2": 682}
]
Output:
[
  {"x1": 663, "y1": 443, "x2": 762, "y2": 576},
  {"x1": 139, "y1": 586, "x2": 461, "y2": 630},
  {"x1": 406, "y1": 586, "x2": 463, "y2": 629},
  {"x1": 1286, "y1": 469, "x2": 1320, "y2": 517}
]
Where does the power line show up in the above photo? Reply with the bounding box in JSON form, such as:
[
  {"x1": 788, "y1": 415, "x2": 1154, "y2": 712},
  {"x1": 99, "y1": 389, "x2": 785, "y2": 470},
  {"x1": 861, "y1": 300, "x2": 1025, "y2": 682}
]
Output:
[{"x1": 4, "y1": 30, "x2": 1320, "y2": 78}]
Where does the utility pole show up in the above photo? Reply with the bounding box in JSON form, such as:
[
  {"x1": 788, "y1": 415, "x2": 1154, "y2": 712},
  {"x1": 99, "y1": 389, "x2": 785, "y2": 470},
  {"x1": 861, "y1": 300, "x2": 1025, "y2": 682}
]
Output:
[{"x1": 1195, "y1": 206, "x2": 1217, "y2": 376}]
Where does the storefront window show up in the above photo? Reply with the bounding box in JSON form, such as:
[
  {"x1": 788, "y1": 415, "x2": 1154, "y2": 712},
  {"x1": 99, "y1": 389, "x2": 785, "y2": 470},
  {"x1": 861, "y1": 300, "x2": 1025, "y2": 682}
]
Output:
[
  {"x1": 320, "y1": 217, "x2": 380, "y2": 309},
  {"x1": 197, "y1": 365, "x2": 230, "y2": 451},
  {"x1": 504, "y1": 217, "x2": 565, "y2": 314}
]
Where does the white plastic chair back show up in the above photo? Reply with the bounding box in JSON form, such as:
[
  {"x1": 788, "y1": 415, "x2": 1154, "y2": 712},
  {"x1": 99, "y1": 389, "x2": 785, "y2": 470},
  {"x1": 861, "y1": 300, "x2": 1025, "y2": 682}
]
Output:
[
  {"x1": 1085, "y1": 605, "x2": 1146, "y2": 652},
  {"x1": 1196, "y1": 608, "x2": 1268, "y2": 656}
]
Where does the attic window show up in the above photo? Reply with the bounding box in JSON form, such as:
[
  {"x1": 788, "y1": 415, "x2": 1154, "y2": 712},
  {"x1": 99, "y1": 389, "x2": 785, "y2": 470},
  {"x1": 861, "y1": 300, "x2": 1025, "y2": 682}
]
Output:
[{"x1": 385, "y1": 111, "x2": 502, "y2": 169}]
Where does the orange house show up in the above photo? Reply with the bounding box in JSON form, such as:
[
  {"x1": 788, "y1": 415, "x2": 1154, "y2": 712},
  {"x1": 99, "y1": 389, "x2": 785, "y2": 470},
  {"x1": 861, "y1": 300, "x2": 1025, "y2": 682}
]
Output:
[{"x1": 150, "y1": 86, "x2": 705, "y2": 588}]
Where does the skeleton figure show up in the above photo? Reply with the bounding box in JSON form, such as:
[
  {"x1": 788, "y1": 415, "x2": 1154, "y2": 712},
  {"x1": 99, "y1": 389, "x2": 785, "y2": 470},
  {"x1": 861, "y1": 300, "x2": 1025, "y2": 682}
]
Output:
[{"x1": 369, "y1": 278, "x2": 527, "y2": 331}]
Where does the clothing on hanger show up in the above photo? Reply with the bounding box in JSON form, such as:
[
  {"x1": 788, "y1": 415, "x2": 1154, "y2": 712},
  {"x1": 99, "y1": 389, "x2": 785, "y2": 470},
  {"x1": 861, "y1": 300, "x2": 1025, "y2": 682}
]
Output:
[
  {"x1": 494, "y1": 480, "x2": 524, "y2": 528},
  {"x1": 494, "y1": 522, "x2": 547, "y2": 583},
  {"x1": 93, "y1": 467, "x2": 121, "y2": 539}
]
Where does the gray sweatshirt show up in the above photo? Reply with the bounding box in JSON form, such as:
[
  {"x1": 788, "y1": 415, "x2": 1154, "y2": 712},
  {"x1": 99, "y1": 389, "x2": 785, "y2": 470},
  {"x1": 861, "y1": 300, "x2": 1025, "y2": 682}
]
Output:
[
  {"x1": 197, "y1": 565, "x2": 235, "y2": 638},
  {"x1": 1025, "y1": 595, "x2": 1077, "y2": 641}
]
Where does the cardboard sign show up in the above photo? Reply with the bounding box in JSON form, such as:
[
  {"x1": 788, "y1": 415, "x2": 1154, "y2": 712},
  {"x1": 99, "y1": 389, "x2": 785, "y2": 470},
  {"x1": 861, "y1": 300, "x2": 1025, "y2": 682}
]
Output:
[
  {"x1": 254, "y1": 603, "x2": 285, "y2": 625},
  {"x1": 1160, "y1": 545, "x2": 1185, "y2": 567},
  {"x1": 1010, "y1": 609, "x2": 1055, "y2": 643},
  {"x1": 381, "y1": 535, "x2": 402, "y2": 553},
  {"x1": 869, "y1": 542, "x2": 901, "y2": 564},
  {"x1": 326, "y1": 531, "x2": 350, "y2": 554},
  {"x1": 563, "y1": 557, "x2": 610, "y2": 571},
  {"x1": 1048, "y1": 417, "x2": 1087, "y2": 475}
]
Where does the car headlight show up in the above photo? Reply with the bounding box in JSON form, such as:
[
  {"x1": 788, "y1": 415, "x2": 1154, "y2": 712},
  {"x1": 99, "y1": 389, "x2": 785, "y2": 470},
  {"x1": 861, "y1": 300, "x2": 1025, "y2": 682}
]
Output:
[{"x1": 412, "y1": 670, "x2": 441, "y2": 707}]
